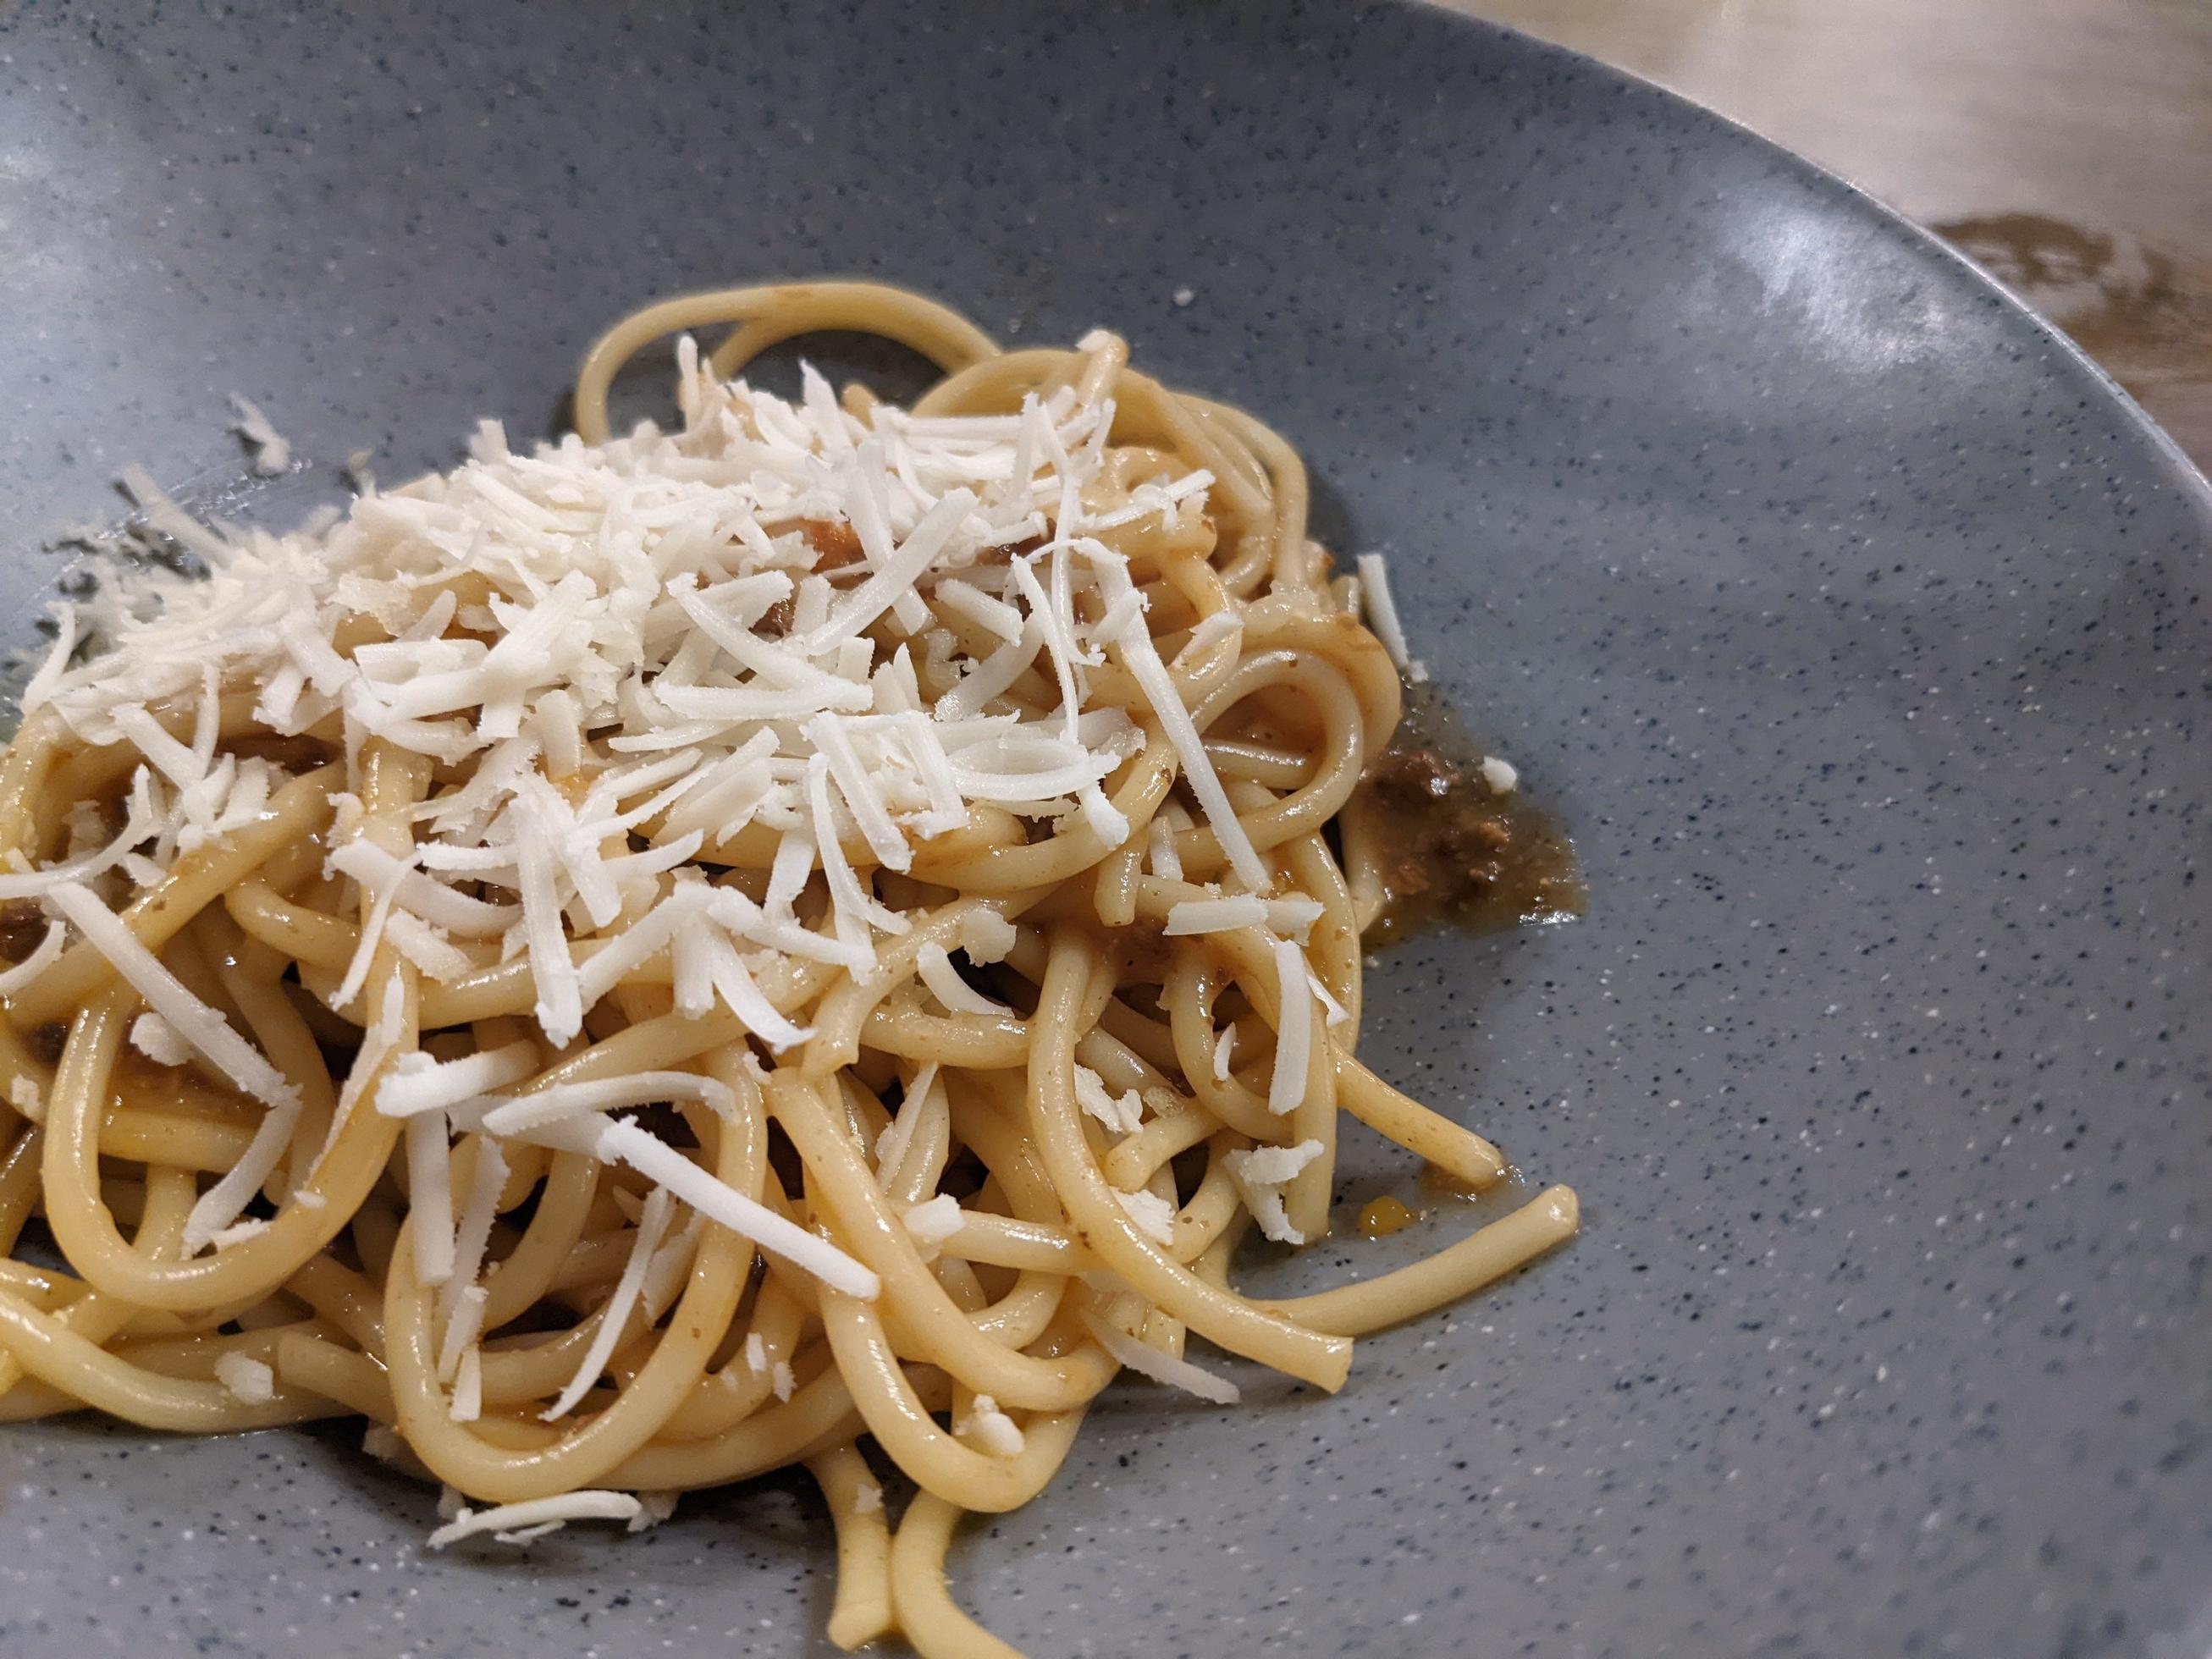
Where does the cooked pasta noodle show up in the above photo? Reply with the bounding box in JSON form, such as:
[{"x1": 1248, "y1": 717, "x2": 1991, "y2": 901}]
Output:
[{"x1": 0, "y1": 281, "x2": 1577, "y2": 1655}]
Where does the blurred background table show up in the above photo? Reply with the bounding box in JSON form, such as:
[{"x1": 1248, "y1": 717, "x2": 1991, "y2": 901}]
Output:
[{"x1": 1440, "y1": 0, "x2": 2212, "y2": 473}]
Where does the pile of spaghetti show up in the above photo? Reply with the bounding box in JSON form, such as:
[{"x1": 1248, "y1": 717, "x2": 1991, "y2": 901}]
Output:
[{"x1": 0, "y1": 283, "x2": 1575, "y2": 1656}]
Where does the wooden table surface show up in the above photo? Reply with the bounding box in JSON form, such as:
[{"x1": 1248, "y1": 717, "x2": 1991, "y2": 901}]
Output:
[{"x1": 1442, "y1": 0, "x2": 2212, "y2": 474}]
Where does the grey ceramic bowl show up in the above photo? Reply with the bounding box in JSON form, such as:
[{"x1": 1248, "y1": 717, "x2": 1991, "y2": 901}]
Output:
[{"x1": 3, "y1": 3, "x2": 2209, "y2": 1655}]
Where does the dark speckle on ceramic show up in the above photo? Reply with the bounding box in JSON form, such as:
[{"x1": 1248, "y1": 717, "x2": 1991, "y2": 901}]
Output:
[{"x1": 2, "y1": 3, "x2": 2209, "y2": 1656}]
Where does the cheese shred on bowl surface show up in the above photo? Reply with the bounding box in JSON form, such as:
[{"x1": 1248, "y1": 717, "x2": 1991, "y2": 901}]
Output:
[{"x1": 0, "y1": 281, "x2": 1578, "y2": 1657}]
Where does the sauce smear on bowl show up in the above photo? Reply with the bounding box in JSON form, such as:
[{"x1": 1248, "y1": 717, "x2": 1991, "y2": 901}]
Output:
[{"x1": 1343, "y1": 689, "x2": 1586, "y2": 945}]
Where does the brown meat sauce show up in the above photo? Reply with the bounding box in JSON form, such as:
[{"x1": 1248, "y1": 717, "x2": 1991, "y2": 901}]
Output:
[{"x1": 1348, "y1": 690, "x2": 1585, "y2": 946}]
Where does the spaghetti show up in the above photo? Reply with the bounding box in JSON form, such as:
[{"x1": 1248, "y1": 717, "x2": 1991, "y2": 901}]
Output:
[{"x1": 0, "y1": 282, "x2": 1576, "y2": 1655}]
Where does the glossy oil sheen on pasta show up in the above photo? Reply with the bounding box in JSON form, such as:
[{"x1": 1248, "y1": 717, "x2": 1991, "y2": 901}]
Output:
[{"x1": 0, "y1": 282, "x2": 1577, "y2": 1656}]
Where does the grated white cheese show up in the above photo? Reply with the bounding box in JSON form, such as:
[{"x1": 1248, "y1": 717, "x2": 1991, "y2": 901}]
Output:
[
  {"x1": 1114, "y1": 1188, "x2": 1178, "y2": 1247},
  {"x1": 378, "y1": 1041, "x2": 539, "y2": 1119},
  {"x1": 1211, "y1": 1024, "x2": 1237, "y2": 1083},
  {"x1": 110, "y1": 704, "x2": 205, "y2": 793},
  {"x1": 1173, "y1": 609, "x2": 1243, "y2": 667},
  {"x1": 955, "y1": 908, "x2": 1016, "y2": 966},
  {"x1": 229, "y1": 394, "x2": 291, "y2": 475},
  {"x1": 1078, "y1": 783, "x2": 1130, "y2": 847},
  {"x1": 405, "y1": 1111, "x2": 457, "y2": 1287},
  {"x1": 128, "y1": 1011, "x2": 192, "y2": 1068},
  {"x1": 519, "y1": 1116, "x2": 880, "y2": 1301},
  {"x1": 386, "y1": 911, "x2": 477, "y2": 983},
  {"x1": 1355, "y1": 553, "x2": 1428, "y2": 684},
  {"x1": 1073, "y1": 1065, "x2": 1144, "y2": 1136},
  {"x1": 45, "y1": 883, "x2": 299, "y2": 1111},
  {"x1": 324, "y1": 841, "x2": 520, "y2": 940},
  {"x1": 533, "y1": 688, "x2": 583, "y2": 779},
  {"x1": 476, "y1": 1070, "x2": 735, "y2": 1137},
  {"x1": 1307, "y1": 969, "x2": 1353, "y2": 1029},
  {"x1": 852, "y1": 1481, "x2": 884, "y2": 1515},
  {"x1": 0, "y1": 919, "x2": 67, "y2": 997},
  {"x1": 484, "y1": 1520, "x2": 561, "y2": 1546},
  {"x1": 902, "y1": 1193, "x2": 965, "y2": 1253},
  {"x1": 1146, "y1": 803, "x2": 1186, "y2": 882},
  {"x1": 47, "y1": 369, "x2": 1166, "y2": 983},
  {"x1": 440, "y1": 1143, "x2": 510, "y2": 1344},
  {"x1": 873, "y1": 1061, "x2": 941, "y2": 1193},
  {"x1": 933, "y1": 578, "x2": 1023, "y2": 643},
  {"x1": 1164, "y1": 895, "x2": 1268, "y2": 935},
  {"x1": 1479, "y1": 755, "x2": 1519, "y2": 795},
  {"x1": 1110, "y1": 604, "x2": 1271, "y2": 893},
  {"x1": 58, "y1": 877, "x2": 316, "y2": 1254},
  {"x1": 17, "y1": 605, "x2": 79, "y2": 719},
  {"x1": 1227, "y1": 1138, "x2": 1326, "y2": 1187},
  {"x1": 1224, "y1": 1138, "x2": 1325, "y2": 1245},
  {"x1": 449, "y1": 1346, "x2": 483, "y2": 1423},
  {"x1": 0, "y1": 788, "x2": 159, "y2": 901},
  {"x1": 1266, "y1": 938, "x2": 1314, "y2": 1116},
  {"x1": 803, "y1": 482, "x2": 976, "y2": 654},
  {"x1": 427, "y1": 1491, "x2": 643, "y2": 1550},
  {"x1": 543, "y1": 1185, "x2": 675, "y2": 1422},
  {"x1": 1078, "y1": 1309, "x2": 1240, "y2": 1404},
  {"x1": 213, "y1": 1351, "x2": 276, "y2": 1405},
  {"x1": 309, "y1": 973, "x2": 406, "y2": 1193},
  {"x1": 955, "y1": 1392, "x2": 1025, "y2": 1458},
  {"x1": 7, "y1": 1076, "x2": 44, "y2": 1124},
  {"x1": 643, "y1": 1212, "x2": 702, "y2": 1322},
  {"x1": 117, "y1": 462, "x2": 231, "y2": 567},
  {"x1": 438, "y1": 1283, "x2": 490, "y2": 1386},
  {"x1": 511, "y1": 786, "x2": 583, "y2": 1045},
  {"x1": 1262, "y1": 896, "x2": 1325, "y2": 941}
]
